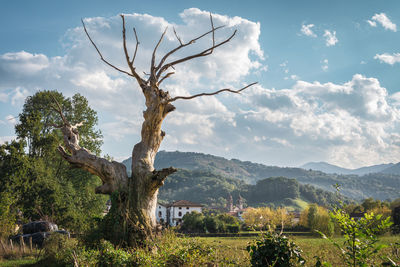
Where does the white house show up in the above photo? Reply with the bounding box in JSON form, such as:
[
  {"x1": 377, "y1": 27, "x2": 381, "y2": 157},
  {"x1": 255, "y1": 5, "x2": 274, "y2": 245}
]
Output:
[
  {"x1": 155, "y1": 200, "x2": 203, "y2": 226},
  {"x1": 156, "y1": 203, "x2": 168, "y2": 223}
]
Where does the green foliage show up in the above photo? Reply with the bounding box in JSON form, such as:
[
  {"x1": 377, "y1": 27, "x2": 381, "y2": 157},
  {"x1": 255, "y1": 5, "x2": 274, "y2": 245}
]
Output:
[
  {"x1": 40, "y1": 233, "x2": 78, "y2": 266},
  {"x1": 97, "y1": 240, "x2": 132, "y2": 266},
  {"x1": 181, "y1": 212, "x2": 240, "y2": 234},
  {"x1": 247, "y1": 232, "x2": 305, "y2": 267},
  {"x1": 40, "y1": 231, "x2": 219, "y2": 266},
  {"x1": 0, "y1": 90, "x2": 107, "y2": 234},
  {"x1": 0, "y1": 192, "x2": 18, "y2": 238},
  {"x1": 158, "y1": 169, "x2": 347, "y2": 209},
  {"x1": 180, "y1": 212, "x2": 206, "y2": 233},
  {"x1": 126, "y1": 150, "x2": 400, "y2": 201},
  {"x1": 319, "y1": 209, "x2": 393, "y2": 266},
  {"x1": 159, "y1": 169, "x2": 246, "y2": 208}
]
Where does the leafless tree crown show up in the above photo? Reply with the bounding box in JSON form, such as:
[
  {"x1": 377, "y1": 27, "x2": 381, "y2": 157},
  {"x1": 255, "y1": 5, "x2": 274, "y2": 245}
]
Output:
[{"x1": 81, "y1": 13, "x2": 257, "y2": 102}]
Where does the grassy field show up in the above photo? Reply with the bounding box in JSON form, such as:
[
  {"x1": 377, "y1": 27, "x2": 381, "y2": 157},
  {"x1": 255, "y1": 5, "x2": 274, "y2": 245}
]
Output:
[
  {"x1": 1, "y1": 235, "x2": 398, "y2": 266},
  {"x1": 198, "y1": 235, "x2": 400, "y2": 266}
]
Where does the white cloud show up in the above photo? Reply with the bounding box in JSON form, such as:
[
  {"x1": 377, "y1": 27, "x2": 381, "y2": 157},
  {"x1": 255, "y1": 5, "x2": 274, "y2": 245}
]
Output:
[
  {"x1": 11, "y1": 87, "x2": 30, "y2": 106},
  {"x1": 367, "y1": 20, "x2": 377, "y2": 27},
  {"x1": 301, "y1": 24, "x2": 317, "y2": 37},
  {"x1": 374, "y1": 53, "x2": 400, "y2": 65},
  {"x1": 368, "y1": 13, "x2": 397, "y2": 32},
  {"x1": 321, "y1": 59, "x2": 328, "y2": 71},
  {"x1": 323, "y1": 30, "x2": 338, "y2": 46},
  {"x1": 0, "y1": 51, "x2": 49, "y2": 74},
  {"x1": 238, "y1": 74, "x2": 400, "y2": 168}
]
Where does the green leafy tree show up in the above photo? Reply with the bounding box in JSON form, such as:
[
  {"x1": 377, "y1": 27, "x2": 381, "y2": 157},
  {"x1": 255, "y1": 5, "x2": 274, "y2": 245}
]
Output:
[
  {"x1": 181, "y1": 212, "x2": 205, "y2": 233},
  {"x1": 0, "y1": 90, "x2": 106, "y2": 233},
  {"x1": 320, "y1": 210, "x2": 392, "y2": 266}
]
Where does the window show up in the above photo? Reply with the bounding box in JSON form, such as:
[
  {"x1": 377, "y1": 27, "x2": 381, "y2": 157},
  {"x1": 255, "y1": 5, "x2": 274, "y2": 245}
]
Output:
[
  {"x1": 186, "y1": 207, "x2": 189, "y2": 209},
  {"x1": 159, "y1": 206, "x2": 161, "y2": 209},
  {"x1": 179, "y1": 207, "x2": 182, "y2": 210},
  {"x1": 178, "y1": 212, "x2": 182, "y2": 217},
  {"x1": 158, "y1": 211, "x2": 162, "y2": 217}
]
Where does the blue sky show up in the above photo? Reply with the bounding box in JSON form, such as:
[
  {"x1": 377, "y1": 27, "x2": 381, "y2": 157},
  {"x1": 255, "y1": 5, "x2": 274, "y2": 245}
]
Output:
[{"x1": 1, "y1": 0, "x2": 400, "y2": 168}]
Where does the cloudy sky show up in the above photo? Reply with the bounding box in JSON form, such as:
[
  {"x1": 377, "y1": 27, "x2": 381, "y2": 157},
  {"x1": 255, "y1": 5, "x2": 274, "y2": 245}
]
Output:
[{"x1": 1, "y1": 0, "x2": 400, "y2": 168}]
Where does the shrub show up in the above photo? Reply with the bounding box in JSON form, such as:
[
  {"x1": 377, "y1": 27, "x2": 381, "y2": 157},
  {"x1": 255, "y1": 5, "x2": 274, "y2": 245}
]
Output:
[
  {"x1": 319, "y1": 209, "x2": 393, "y2": 267},
  {"x1": 40, "y1": 233, "x2": 78, "y2": 266},
  {"x1": 227, "y1": 224, "x2": 240, "y2": 233},
  {"x1": 247, "y1": 231, "x2": 305, "y2": 267},
  {"x1": 98, "y1": 240, "x2": 132, "y2": 266}
]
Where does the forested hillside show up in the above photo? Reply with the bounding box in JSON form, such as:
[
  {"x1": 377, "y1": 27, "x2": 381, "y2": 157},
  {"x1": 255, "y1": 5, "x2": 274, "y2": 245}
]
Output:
[
  {"x1": 123, "y1": 151, "x2": 400, "y2": 201},
  {"x1": 158, "y1": 170, "x2": 348, "y2": 210}
]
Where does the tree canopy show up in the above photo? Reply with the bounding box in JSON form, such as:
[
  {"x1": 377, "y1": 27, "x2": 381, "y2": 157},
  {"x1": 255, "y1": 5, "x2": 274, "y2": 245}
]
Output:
[{"x1": 0, "y1": 90, "x2": 107, "y2": 234}]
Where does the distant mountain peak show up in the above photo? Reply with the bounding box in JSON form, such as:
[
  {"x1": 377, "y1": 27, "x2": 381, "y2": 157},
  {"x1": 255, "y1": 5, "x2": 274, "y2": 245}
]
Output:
[{"x1": 300, "y1": 161, "x2": 395, "y2": 175}]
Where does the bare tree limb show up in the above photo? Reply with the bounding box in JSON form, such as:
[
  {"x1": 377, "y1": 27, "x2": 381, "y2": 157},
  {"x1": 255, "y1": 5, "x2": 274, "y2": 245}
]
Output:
[
  {"x1": 120, "y1": 15, "x2": 146, "y2": 86},
  {"x1": 50, "y1": 93, "x2": 128, "y2": 195},
  {"x1": 158, "y1": 72, "x2": 175, "y2": 85},
  {"x1": 150, "y1": 27, "x2": 168, "y2": 83},
  {"x1": 81, "y1": 19, "x2": 135, "y2": 78},
  {"x1": 151, "y1": 167, "x2": 177, "y2": 187},
  {"x1": 50, "y1": 95, "x2": 69, "y2": 126},
  {"x1": 155, "y1": 15, "x2": 225, "y2": 80},
  {"x1": 173, "y1": 27, "x2": 183, "y2": 45},
  {"x1": 131, "y1": 28, "x2": 139, "y2": 65},
  {"x1": 168, "y1": 82, "x2": 257, "y2": 102},
  {"x1": 158, "y1": 30, "x2": 236, "y2": 79}
]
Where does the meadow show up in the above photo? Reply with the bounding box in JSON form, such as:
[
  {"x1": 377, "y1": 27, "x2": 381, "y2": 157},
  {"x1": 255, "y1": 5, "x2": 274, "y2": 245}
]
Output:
[{"x1": 1, "y1": 234, "x2": 398, "y2": 266}]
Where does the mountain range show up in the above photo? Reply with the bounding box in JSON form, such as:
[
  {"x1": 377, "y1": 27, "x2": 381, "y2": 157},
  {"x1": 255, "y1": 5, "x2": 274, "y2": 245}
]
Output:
[
  {"x1": 122, "y1": 151, "x2": 400, "y2": 201},
  {"x1": 300, "y1": 161, "x2": 400, "y2": 175}
]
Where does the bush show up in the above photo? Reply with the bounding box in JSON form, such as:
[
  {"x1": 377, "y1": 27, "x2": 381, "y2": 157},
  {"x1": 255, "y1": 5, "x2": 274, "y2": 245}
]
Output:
[
  {"x1": 227, "y1": 224, "x2": 240, "y2": 233},
  {"x1": 98, "y1": 240, "x2": 132, "y2": 266},
  {"x1": 247, "y1": 232, "x2": 305, "y2": 267},
  {"x1": 39, "y1": 233, "x2": 78, "y2": 266},
  {"x1": 319, "y1": 209, "x2": 393, "y2": 266}
]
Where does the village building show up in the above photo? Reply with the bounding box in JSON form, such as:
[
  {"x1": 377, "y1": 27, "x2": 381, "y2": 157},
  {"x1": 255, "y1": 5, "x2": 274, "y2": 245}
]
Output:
[
  {"x1": 226, "y1": 194, "x2": 248, "y2": 221},
  {"x1": 156, "y1": 200, "x2": 203, "y2": 226}
]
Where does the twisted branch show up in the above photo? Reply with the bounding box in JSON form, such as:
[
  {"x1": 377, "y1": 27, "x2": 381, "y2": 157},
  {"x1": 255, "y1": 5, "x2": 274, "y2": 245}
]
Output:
[
  {"x1": 168, "y1": 82, "x2": 258, "y2": 102},
  {"x1": 81, "y1": 19, "x2": 134, "y2": 78}
]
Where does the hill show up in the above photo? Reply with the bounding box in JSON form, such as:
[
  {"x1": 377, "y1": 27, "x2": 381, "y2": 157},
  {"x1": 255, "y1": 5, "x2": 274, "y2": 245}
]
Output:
[
  {"x1": 380, "y1": 162, "x2": 400, "y2": 175},
  {"x1": 301, "y1": 161, "x2": 394, "y2": 175},
  {"x1": 122, "y1": 151, "x2": 400, "y2": 201},
  {"x1": 158, "y1": 170, "x2": 347, "y2": 210}
]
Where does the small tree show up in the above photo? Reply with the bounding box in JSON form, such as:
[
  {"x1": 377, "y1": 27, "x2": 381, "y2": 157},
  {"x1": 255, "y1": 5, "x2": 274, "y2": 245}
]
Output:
[{"x1": 319, "y1": 209, "x2": 392, "y2": 266}]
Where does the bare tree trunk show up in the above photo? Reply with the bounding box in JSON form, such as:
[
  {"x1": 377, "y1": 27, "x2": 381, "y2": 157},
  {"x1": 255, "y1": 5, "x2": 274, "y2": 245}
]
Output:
[{"x1": 52, "y1": 14, "x2": 256, "y2": 247}]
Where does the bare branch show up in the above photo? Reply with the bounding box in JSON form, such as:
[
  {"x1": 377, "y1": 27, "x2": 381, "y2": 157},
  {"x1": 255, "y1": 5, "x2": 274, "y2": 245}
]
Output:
[
  {"x1": 50, "y1": 94, "x2": 69, "y2": 126},
  {"x1": 158, "y1": 30, "x2": 236, "y2": 79},
  {"x1": 169, "y1": 82, "x2": 257, "y2": 102},
  {"x1": 120, "y1": 15, "x2": 146, "y2": 85},
  {"x1": 81, "y1": 19, "x2": 134, "y2": 78},
  {"x1": 210, "y1": 13, "x2": 215, "y2": 51},
  {"x1": 151, "y1": 167, "x2": 177, "y2": 188},
  {"x1": 155, "y1": 15, "x2": 225, "y2": 79},
  {"x1": 158, "y1": 72, "x2": 175, "y2": 85},
  {"x1": 131, "y1": 27, "x2": 139, "y2": 65},
  {"x1": 173, "y1": 27, "x2": 183, "y2": 45},
  {"x1": 150, "y1": 27, "x2": 168, "y2": 83}
]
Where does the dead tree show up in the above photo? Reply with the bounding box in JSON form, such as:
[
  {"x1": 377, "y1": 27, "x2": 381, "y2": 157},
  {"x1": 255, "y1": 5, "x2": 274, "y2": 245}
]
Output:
[{"x1": 54, "y1": 14, "x2": 256, "y2": 247}]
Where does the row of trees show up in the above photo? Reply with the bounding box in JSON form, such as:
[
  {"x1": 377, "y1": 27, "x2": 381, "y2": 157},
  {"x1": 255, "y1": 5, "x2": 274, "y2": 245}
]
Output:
[
  {"x1": 0, "y1": 91, "x2": 107, "y2": 238},
  {"x1": 299, "y1": 198, "x2": 400, "y2": 237},
  {"x1": 180, "y1": 212, "x2": 241, "y2": 233},
  {"x1": 242, "y1": 207, "x2": 293, "y2": 231}
]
